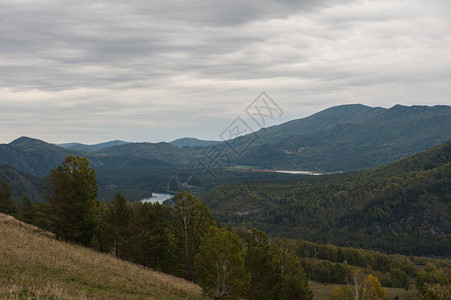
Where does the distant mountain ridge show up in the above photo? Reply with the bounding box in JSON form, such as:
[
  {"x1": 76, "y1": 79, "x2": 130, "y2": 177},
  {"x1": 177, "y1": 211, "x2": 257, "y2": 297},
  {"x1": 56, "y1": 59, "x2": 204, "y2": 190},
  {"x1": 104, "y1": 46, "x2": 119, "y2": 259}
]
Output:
[
  {"x1": 170, "y1": 137, "x2": 214, "y2": 148},
  {"x1": 0, "y1": 165, "x2": 43, "y2": 201},
  {"x1": 230, "y1": 104, "x2": 451, "y2": 171},
  {"x1": 1, "y1": 103, "x2": 450, "y2": 201},
  {"x1": 58, "y1": 140, "x2": 129, "y2": 152}
]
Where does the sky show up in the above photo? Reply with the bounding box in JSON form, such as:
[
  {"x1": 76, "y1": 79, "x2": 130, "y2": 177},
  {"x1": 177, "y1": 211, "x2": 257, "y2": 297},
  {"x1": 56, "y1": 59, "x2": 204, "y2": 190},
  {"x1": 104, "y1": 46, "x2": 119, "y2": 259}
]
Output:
[{"x1": 1, "y1": 0, "x2": 450, "y2": 144}]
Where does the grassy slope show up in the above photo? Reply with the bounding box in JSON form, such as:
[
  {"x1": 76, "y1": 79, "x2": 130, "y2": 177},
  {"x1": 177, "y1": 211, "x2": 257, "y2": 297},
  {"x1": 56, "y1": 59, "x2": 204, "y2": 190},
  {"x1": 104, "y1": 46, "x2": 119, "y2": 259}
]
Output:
[{"x1": 0, "y1": 213, "x2": 204, "y2": 300}]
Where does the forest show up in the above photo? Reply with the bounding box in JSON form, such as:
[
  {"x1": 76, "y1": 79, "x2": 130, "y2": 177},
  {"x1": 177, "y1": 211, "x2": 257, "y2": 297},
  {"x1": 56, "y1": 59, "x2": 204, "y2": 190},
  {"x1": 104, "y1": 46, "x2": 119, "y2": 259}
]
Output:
[
  {"x1": 202, "y1": 141, "x2": 451, "y2": 257},
  {"x1": 1, "y1": 154, "x2": 450, "y2": 299}
]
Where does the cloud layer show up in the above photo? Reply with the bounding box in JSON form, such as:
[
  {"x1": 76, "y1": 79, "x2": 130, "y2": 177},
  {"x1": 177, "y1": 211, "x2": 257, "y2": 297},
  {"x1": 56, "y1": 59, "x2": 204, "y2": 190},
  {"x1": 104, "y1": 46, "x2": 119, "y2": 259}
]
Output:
[{"x1": 1, "y1": 0, "x2": 450, "y2": 143}]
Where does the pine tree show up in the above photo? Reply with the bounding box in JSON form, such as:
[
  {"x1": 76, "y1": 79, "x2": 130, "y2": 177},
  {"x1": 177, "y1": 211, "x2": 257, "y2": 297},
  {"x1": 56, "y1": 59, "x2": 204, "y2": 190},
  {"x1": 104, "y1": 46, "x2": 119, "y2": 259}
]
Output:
[
  {"x1": 17, "y1": 195, "x2": 35, "y2": 224},
  {"x1": 271, "y1": 239, "x2": 313, "y2": 300},
  {"x1": 43, "y1": 155, "x2": 97, "y2": 246},
  {"x1": 245, "y1": 228, "x2": 278, "y2": 300},
  {"x1": 195, "y1": 226, "x2": 250, "y2": 299},
  {"x1": 0, "y1": 180, "x2": 16, "y2": 214},
  {"x1": 109, "y1": 193, "x2": 130, "y2": 258},
  {"x1": 170, "y1": 191, "x2": 214, "y2": 280}
]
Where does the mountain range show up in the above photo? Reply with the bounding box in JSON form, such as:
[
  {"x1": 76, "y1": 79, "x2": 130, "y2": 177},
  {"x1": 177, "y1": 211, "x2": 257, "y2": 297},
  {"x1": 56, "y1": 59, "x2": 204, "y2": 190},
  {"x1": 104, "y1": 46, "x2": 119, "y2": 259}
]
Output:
[
  {"x1": 58, "y1": 140, "x2": 129, "y2": 152},
  {"x1": 0, "y1": 104, "x2": 450, "y2": 201}
]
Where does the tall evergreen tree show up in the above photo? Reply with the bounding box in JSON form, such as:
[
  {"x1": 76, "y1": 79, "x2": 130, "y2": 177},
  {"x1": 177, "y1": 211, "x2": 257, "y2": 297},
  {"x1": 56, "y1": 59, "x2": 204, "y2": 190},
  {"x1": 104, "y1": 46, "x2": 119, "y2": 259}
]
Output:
[
  {"x1": 92, "y1": 200, "x2": 113, "y2": 253},
  {"x1": 271, "y1": 239, "x2": 313, "y2": 300},
  {"x1": 17, "y1": 195, "x2": 35, "y2": 224},
  {"x1": 0, "y1": 180, "x2": 16, "y2": 214},
  {"x1": 43, "y1": 155, "x2": 97, "y2": 246},
  {"x1": 170, "y1": 191, "x2": 214, "y2": 280},
  {"x1": 245, "y1": 228, "x2": 279, "y2": 300},
  {"x1": 109, "y1": 193, "x2": 130, "y2": 258},
  {"x1": 126, "y1": 202, "x2": 172, "y2": 272},
  {"x1": 195, "y1": 226, "x2": 250, "y2": 299}
]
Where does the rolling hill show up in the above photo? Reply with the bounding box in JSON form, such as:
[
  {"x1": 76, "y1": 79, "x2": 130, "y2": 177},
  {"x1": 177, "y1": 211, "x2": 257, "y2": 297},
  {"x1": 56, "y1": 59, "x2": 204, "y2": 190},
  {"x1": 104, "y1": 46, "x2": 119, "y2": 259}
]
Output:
[
  {"x1": 233, "y1": 104, "x2": 451, "y2": 171},
  {"x1": 0, "y1": 213, "x2": 204, "y2": 299},
  {"x1": 202, "y1": 140, "x2": 451, "y2": 256},
  {"x1": 0, "y1": 165, "x2": 43, "y2": 201},
  {"x1": 58, "y1": 140, "x2": 129, "y2": 152},
  {"x1": 170, "y1": 137, "x2": 214, "y2": 148}
]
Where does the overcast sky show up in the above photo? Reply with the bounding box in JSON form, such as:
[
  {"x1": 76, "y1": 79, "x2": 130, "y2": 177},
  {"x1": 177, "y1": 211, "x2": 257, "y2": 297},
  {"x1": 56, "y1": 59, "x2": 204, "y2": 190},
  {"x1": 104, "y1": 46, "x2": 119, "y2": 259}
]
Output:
[{"x1": 1, "y1": 0, "x2": 450, "y2": 144}]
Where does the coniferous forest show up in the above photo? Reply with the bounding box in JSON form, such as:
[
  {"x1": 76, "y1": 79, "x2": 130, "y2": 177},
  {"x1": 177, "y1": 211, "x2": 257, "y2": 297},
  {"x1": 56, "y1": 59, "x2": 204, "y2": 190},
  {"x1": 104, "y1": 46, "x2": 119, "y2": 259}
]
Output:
[{"x1": 1, "y1": 142, "x2": 450, "y2": 299}]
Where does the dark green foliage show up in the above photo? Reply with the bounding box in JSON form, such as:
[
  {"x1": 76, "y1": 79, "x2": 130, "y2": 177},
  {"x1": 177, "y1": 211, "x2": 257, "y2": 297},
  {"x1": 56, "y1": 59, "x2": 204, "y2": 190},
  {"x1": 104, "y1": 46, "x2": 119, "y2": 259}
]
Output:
[
  {"x1": 295, "y1": 240, "x2": 416, "y2": 276},
  {"x1": 301, "y1": 258, "x2": 351, "y2": 284},
  {"x1": 170, "y1": 191, "x2": 214, "y2": 280},
  {"x1": 125, "y1": 202, "x2": 173, "y2": 273},
  {"x1": 270, "y1": 239, "x2": 313, "y2": 300},
  {"x1": 203, "y1": 141, "x2": 451, "y2": 256},
  {"x1": 389, "y1": 268, "x2": 410, "y2": 290},
  {"x1": 91, "y1": 200, "x2": 114, "y2": 253},
  {"x1": 0, "y1": 180, "x2": 16, "y2": 214},
  {"x1": 17, "y1": 195, "x2": 36, "y2": 224},
  {"x1": 195, "y1": 226, "x2": 249, "y2": 299},
  {"x1": 416, "y1": 267, "x2": 451, "y2": 295},
  {"x1": 245, "y1": 229, "x2": 279, "y2": 300},
  {"x1": 43, "y1": 156, "x2": 98, "y2": 246},
  {"x1": 108, "y1": 193, "x2": 130, "y2": 258},
  {"x1": 419, "y1": 283, "x2": 451, "y2": 300}
]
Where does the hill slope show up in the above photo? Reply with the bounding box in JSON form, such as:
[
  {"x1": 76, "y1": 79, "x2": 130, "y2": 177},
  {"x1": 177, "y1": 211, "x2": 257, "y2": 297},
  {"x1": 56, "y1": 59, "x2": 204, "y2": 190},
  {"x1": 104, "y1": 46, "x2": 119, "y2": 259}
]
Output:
[
  {"x1": 235, "y1": 104, "x2": 451, "y2": 171},
  {"x1": 0, "y1": 213, "x2": 204, "y2": 299},
  {"x1": 202, "y1": 140, "x2": 451, "y2": 256},
  {"x1": 58, "y1": 140, "x2": 129, "y2": 152},
  {"x1": 170, "y1": 137, "x2": 214, "y2": 148},
  {"x1": 0, "y1": 165, "x2": 43, "y2": 201}
]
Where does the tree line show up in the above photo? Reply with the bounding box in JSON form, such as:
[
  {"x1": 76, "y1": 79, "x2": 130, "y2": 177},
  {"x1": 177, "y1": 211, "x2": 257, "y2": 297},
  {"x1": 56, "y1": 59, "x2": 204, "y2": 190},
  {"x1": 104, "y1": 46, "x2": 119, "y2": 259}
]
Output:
[{"x1": 0, "y1": 156, "x2": 312, "y2": 299}]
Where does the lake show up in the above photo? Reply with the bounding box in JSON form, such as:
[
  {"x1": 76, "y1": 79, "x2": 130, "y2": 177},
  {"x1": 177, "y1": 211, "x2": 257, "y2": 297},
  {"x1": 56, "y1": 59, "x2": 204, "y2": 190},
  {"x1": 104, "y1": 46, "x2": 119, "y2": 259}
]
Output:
[
  {"x1": 275, "y1": 170, "x2": 323, "y2": 175},
  {"x1": 141, "y1": 193, "x2": 174, "y2": 204}
]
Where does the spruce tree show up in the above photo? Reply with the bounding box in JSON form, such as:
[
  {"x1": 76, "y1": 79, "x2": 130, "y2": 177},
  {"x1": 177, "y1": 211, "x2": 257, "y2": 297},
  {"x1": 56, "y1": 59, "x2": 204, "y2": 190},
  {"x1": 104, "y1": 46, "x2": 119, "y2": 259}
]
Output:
[
  {"x1": 44, "y1": 155, "x2": 97, "y2": 246},
  {"x1": 0, "y1": 180, "x2": 16, "y2": 214},
  {"x1": 195, "y1": 227, "x2": 250, "y2": 299}
]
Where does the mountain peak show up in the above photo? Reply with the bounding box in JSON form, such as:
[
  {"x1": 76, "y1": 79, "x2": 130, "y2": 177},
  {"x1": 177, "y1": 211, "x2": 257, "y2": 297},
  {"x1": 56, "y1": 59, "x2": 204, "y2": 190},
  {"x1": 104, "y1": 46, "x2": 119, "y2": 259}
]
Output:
[{"x1": 9, "y1": 137, "x2": 50, "y2": 147}]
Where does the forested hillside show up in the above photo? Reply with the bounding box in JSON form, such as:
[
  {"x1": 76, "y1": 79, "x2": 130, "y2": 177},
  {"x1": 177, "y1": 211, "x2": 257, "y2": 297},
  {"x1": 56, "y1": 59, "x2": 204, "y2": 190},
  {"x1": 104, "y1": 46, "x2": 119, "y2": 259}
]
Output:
[
  {"x1": 0, "y1": 165, "x2": 43, "y2": 201},
  {"x1": 202, "y1": 141, "x2": 451, "y2": 256},
  {"x1": 234, "y1": 105, "x2": 451, "y2": 171}
]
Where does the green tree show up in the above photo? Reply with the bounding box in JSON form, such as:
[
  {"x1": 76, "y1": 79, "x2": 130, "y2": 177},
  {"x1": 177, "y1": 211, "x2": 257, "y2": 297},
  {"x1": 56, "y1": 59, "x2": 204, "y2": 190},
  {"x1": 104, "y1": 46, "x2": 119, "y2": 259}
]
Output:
[
  {"x1": 43, "y1": 155, "x2": 97, "y2": 246},
  {"x1": 416, "y1": 269, "x2": 451, "y2": 295},
  {"x1": 245, "y1": 228, "x2": 278, "y2": 300},
  {"x1": 0, "y1": 180, "x2": 16, "y2": 214},
  {"x1": 126, "y1": 202, "x2": 172, "y2": 272},
  {"x1": 271, "y1": 239, "x2": 313, "y2": 300},
  {"x1": 420, "y1": 283, "x2": 451, "y2": 300},
  {"x1": 389, "y1": 267, "x2": 409, "y2": 290},
  {"x1": 195, "y1": 226, "x2": 249, "y2": 299},
  {"x1": 17, "y1": 195, "x2": 35, "y2": 224},
  {"x1": 91, "y1": 200, "x2": 113, "y2": 253},
  {"x1": 171, "y1": 191, "x2": 214, "y2": 280},
  {"x1": 109, "y1": 193, "x2": 130, "y2": 258}
]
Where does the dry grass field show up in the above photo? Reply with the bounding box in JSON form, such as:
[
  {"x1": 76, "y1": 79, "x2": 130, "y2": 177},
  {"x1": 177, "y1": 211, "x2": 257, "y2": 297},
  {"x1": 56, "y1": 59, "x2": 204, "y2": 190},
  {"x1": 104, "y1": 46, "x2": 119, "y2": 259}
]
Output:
[{"x1": 0, "y1": 213, "x2": 205, "y2": 300}]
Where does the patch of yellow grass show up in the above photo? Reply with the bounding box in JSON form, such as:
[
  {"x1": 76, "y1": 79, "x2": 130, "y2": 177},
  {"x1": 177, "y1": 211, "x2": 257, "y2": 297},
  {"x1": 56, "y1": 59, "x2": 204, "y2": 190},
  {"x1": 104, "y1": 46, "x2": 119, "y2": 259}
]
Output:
[
  {"x1": 309, "y1": 281, "x2": 419, "y2": 300},
  {"x1": 0, "y1": 213, "x2": 204, "y2": 299}
]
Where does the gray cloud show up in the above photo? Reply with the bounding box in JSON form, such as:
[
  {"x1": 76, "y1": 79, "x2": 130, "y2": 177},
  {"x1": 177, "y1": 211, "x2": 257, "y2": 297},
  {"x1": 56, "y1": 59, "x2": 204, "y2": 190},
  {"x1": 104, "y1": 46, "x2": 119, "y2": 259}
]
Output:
[{"x1": 0, "y1": 0, "x2": 450, "y2": 143}]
